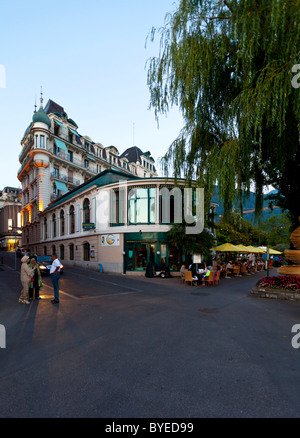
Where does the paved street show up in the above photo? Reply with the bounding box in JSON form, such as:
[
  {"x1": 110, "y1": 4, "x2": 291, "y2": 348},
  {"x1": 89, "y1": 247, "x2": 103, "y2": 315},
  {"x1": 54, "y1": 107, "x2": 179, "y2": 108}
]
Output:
[{"x1": 0, "y1": 252, "x2": 300, "y2": 418}]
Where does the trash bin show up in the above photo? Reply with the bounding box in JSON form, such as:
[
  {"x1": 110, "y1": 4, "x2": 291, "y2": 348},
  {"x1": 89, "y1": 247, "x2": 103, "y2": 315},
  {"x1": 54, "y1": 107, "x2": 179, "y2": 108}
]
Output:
[{"x1": 99, "y1": 263, "x2": 103, "y2": 273}]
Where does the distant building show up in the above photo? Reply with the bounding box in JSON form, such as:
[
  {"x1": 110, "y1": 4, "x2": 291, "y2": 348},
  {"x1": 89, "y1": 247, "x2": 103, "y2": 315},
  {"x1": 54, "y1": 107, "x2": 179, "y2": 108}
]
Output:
[
  {"x1": 0, "y1": 187, "x2": 22, "y2": 251},
  {"x1": 17, "y1": 93, "x2": 157, "y2": 251}
]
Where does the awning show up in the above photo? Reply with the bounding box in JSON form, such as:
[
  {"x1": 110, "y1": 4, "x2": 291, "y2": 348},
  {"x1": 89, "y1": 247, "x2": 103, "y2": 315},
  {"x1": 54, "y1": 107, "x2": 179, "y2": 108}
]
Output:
[
  {"x1": 246, "y1": 246, "x2": 265, "y2": 253},
  {"x1": 268, "y1": 248, "x2": 282, "y2": 254},
  {"x1": 54, "y1": 138, "x2": 68, "y2": 151},
  {"x1": 54, "y1": 180, "x2": 68, "y2": 192},
  {"x1": 69, "y1": 127, "x2": 79, "y2": 137},
  {"x1": 54, "y1": 119, "x2": 64, "y2": 127},
  {"x1": 210, "y1": 243, "x2": 240, "y2": 252},
  {"x1": 87, "y1": 154, "x2": 96, "y2": 162},
  {"x1": 234, "y1": 244, "x2": 252, "y2": 253}
]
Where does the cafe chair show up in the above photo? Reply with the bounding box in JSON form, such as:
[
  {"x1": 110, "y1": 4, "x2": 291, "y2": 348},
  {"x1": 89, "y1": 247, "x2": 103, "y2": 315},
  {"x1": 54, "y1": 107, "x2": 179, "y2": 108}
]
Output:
[
  {"x1": 184, "y1": 270, "x2": 198, "y2": 286},
  {"x1": 205, "y1": 271, "x2": 215, "y2": 286}
]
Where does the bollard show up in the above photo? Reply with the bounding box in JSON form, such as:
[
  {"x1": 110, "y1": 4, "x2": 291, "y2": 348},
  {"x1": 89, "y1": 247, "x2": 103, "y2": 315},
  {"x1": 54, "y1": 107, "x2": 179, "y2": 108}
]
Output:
[{"x1": 98, "y1": 263, "x2": 103, "y2": 273}]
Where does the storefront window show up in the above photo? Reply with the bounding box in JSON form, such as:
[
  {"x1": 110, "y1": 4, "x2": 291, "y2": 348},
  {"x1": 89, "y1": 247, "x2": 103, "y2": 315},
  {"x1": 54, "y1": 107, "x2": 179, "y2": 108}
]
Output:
[
  {"x1": 127, "y1": 246, "x2": 134, "y2": 271},
  {"x1": 168, "y1": 245, "x2": 181, "y2": 271},
  {"x1": 134, "y1": 243, "x2": 148, "y2": 270}
]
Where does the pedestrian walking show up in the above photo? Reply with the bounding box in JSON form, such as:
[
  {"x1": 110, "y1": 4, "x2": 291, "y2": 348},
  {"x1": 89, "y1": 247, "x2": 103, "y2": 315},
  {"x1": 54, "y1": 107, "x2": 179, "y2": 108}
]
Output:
[
  {"x1": 29, "y1": 258, "x2": 42, "y2": 300},
  {"x1": 50, "y1": 254, "x2": 61, "y2": 304},
  {"x1": 19, "y1": 255, "x2": 36, "y2": 305}
]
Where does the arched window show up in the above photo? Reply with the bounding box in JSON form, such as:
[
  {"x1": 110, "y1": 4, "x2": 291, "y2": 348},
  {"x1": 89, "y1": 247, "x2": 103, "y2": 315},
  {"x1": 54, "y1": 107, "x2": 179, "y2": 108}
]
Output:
[
  {"x1": 60, "y1": 244, "x2": 65, "y2": 260},
  {"x1": 69, "y1": 243, "x2": 74, "y2": 260},
  {"x1": 60, "y1": 209, "x2": 65, "y2": 236},
  {"x1": 83, "y1": 198, "x2": 90, "y2": 223},
  {"x1": 83, "y1": 242, "x2": 90, "y2": 261},
  {"x1": 69, "y1": 205, "x2": 75, "y2": 234},
  {"x1": 52, "y1": 214, "x2": 56, "y2": 238}
]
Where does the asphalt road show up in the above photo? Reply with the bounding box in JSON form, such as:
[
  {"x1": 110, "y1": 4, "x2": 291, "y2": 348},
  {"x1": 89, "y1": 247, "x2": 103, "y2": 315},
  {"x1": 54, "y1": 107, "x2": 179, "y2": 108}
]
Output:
[{"x1": 0, "y1": 252, "x2": 300, "y2": 418}]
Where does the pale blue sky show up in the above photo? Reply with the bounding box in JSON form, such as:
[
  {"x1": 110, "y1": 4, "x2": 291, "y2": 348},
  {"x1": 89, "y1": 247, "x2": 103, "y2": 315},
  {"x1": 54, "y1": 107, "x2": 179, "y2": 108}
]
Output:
[{"x1": 0, "y1": 0, "x2": 183, "y2": 189}]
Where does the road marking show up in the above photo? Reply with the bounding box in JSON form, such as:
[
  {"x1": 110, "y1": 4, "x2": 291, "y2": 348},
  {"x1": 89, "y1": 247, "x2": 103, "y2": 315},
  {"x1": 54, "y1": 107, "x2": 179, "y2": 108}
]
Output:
[
  {"x1": 69, "y1": 271, "x2": 144, "y2": 293},
  {"x1": 42, "y1": 283, "x2": 80, "y2": 300}
]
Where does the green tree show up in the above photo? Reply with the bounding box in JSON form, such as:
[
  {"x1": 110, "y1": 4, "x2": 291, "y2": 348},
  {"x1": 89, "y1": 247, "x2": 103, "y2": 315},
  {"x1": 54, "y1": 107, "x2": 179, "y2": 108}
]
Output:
[
  {"x1": 260, "y1": 212, "x2": 292, "y2": 247},
  {"x1": 167, "y1": 222, "x2": 215, "y2": 265},
  {"x1": 147, "y1": 0, "x2": 300, "y2": 228},
  {"x1": 215, "y1": 213, "x2": 268, "y2": 245}
]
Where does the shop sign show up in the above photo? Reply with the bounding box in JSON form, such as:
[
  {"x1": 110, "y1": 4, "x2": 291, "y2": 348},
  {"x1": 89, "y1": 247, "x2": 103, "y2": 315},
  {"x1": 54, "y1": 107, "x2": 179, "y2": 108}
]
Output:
[{"x1": 101, "y1": 234, "x2": 120, "y2": 247}]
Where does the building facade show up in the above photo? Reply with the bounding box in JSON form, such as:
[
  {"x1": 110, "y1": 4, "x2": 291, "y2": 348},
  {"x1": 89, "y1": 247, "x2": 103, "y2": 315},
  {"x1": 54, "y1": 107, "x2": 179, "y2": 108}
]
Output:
[
  {"x1": 0, "y1": 187, "x2": 22, "y2": 251},
  {"x1": 36, "y1": 168, "x2": 218, "y2": 274},
  {"x1": 17, "y1": 95, "x2": 157, "y2": 250}
]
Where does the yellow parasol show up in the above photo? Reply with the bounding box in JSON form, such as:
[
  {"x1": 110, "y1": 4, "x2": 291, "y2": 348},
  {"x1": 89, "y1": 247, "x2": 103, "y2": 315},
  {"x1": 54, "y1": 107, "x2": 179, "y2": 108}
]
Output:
[
  {"x1": 210, "y1": 243, "x2": 240, "y2": 252},
  {"x1": 268, "y1": 248, "x2": 283, "y2": 255},
  {"x1": 235, "y1": 244, "x2": 252, "y2": 253},
  {"x1": 246, "y1": 246, "x2": 265, "y2": 253}
]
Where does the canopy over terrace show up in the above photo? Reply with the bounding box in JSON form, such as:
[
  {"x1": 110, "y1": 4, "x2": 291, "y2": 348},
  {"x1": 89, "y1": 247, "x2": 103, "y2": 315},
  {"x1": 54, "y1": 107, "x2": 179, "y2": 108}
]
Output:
[
  {"x1": 265, "y1": 248, "x2": 282, "y2": 255},
  {"x1": 210, "y1": 243, "x2": 243, "y2": 263},
  {"x1": 210, "y1": 243, "x2": 240, "y2": 252},
  {"x1": 246, "y1": 246, "x2": 265, "y2": 254}
]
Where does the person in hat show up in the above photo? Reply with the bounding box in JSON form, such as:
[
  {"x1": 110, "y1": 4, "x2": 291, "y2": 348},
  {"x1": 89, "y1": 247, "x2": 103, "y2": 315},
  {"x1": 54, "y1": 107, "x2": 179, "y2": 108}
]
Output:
[
  {"x1": 28, "y1": 257, "x2": 42, "y2": 301},
  {"x1": 19, "y1": 255, "x2": 36, "y2": 305}
]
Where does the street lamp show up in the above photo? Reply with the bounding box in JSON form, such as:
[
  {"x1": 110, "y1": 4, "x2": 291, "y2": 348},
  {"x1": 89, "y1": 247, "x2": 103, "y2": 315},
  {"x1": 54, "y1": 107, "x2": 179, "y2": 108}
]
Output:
[{"x1": 122, "y1": 251, "x2": 126, "y2": 275}]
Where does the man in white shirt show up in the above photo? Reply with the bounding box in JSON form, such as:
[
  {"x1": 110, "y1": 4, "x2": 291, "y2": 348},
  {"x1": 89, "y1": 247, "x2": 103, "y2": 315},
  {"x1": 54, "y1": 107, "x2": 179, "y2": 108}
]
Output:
[{"x1": 50, "y1": 254, "x2": 61, "y2": 304}]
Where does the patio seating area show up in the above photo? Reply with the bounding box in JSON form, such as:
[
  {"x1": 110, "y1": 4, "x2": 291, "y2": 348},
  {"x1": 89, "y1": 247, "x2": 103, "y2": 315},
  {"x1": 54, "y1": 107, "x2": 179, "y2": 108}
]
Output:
[{"x1": 180, "y1": 243, "x2": 281, "y2": 287}]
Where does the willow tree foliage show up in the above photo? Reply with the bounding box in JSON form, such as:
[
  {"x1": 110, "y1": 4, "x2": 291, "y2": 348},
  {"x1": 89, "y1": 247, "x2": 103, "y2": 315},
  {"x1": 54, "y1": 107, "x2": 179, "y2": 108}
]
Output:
[{"x1": 147, "y1": 0, "x2": 300, "y2": 228}]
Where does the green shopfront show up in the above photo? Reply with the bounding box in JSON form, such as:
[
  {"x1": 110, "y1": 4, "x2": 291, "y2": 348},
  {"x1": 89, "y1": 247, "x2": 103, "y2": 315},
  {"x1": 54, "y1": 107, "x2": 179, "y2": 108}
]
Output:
[{"x1": 124, "y1": 232, "x2": 182, "y2": 272}]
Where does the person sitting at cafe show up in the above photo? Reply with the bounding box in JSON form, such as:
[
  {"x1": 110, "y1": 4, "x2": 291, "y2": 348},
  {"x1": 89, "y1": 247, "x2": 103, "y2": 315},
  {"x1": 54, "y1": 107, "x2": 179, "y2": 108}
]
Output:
[
  {"x1": 226, "y1": 261, "x2": 234, "y2": 274},
  {"x1": 201, "y1": 266, "x2": 211, "y2": 286},
  {"x1": 188, "y1": 263, "x2": 197, "y2": 277},
  {"x1": 213, "y1": 264, "x2": 221, "y2": 284}
]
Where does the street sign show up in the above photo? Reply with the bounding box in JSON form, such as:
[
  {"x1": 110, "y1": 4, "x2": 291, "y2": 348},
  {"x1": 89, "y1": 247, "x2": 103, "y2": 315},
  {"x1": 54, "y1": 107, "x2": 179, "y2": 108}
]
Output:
[{"x1": 82, "y1": 223, "x2": 95, "y2": 231}]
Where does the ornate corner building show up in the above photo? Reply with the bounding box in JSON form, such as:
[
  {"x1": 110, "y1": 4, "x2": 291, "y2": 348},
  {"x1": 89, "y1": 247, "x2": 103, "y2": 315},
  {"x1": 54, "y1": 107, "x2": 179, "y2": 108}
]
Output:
[{"x1": 18, "y1": 95, "x2": 157, "y2": 251}]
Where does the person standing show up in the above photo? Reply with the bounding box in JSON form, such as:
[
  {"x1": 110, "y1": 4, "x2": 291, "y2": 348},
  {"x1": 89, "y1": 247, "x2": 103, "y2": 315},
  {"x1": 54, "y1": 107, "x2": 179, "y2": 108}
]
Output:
[
  {"x1": 50, "y1": 254, "x2": 61, "y2": 304},
  {"x1": 19, "y1": 255, "x2": 35, "y2": 305},
  {"x1": 29, "y1": 258, "x2": 42, "y2": 301}
]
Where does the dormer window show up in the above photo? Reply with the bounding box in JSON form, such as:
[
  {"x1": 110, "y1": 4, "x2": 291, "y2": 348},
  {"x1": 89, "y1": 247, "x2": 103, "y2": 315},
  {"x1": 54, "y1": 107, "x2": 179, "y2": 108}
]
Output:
[{"x1": 69, "y1": 132, "x2": 73, "y2": 143}]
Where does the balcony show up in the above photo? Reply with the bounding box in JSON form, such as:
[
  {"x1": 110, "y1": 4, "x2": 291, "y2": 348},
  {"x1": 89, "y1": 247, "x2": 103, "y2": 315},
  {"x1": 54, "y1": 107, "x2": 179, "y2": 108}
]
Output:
[
  {"x1": 47, "y1": 147, "x2": 97, "y2": 174},
  {"x1": 19, "y1": 135, "x2": 34, "y2": 162},
  {"x1": 50, "y1": 172, "x2": 81, "y2": 187}
]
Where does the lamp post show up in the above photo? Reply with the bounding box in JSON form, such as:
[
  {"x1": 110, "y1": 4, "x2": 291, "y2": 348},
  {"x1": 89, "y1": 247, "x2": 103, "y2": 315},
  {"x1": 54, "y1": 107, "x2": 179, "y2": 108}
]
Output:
[
  {"x1": 122, "y1": 251, "x2": 126, "y2": 275},
  {"x1": 266, "y1": 247, "x2": 270, "y2": 277}
]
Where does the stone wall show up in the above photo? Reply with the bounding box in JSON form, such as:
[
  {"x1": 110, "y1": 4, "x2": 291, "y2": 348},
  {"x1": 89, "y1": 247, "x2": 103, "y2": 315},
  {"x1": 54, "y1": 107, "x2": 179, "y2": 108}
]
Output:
[{"x1": 250, "y1": 286, "x2": 300, "y2": 302}]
